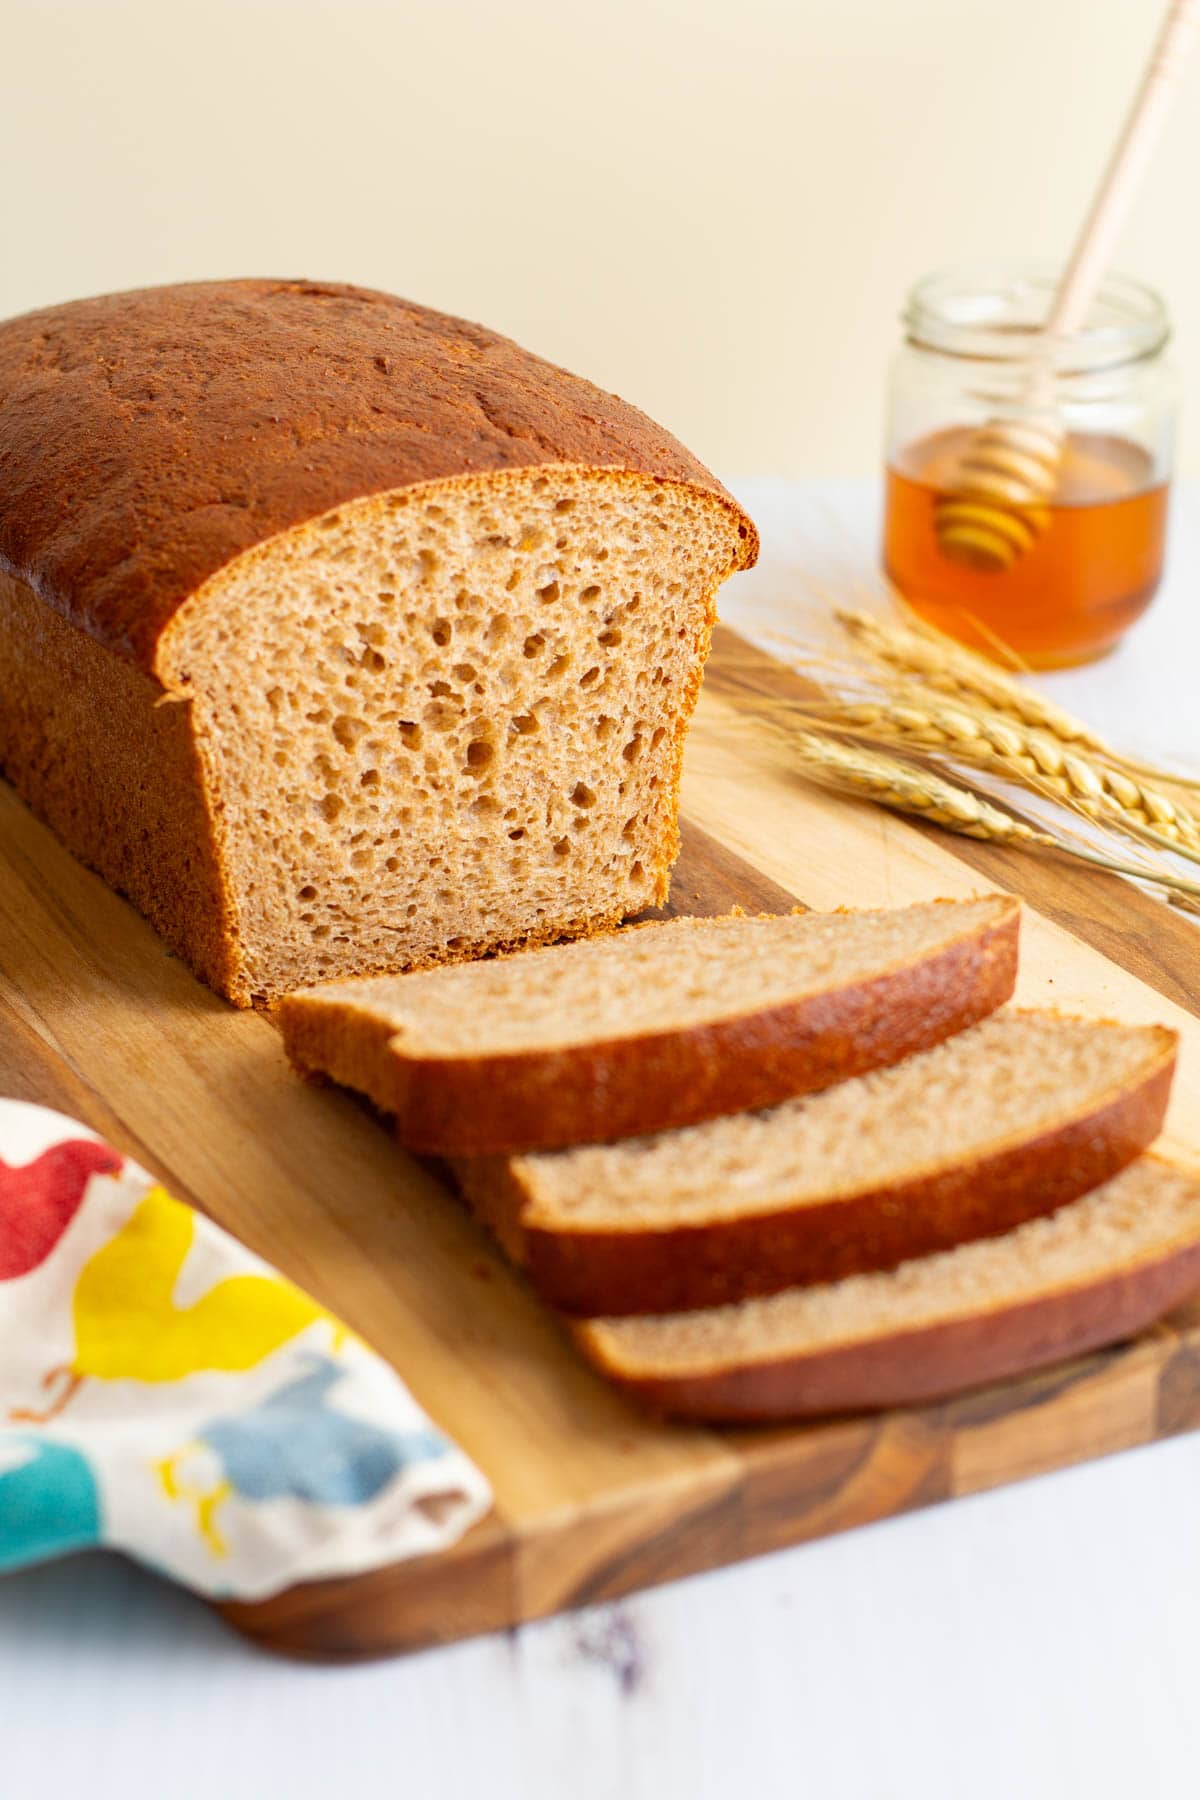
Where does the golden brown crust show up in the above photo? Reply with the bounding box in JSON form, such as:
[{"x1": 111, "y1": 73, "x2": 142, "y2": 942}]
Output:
[
  {"x1": 520, "y1": 1034, "x2": 1175, "y2": 1313},
  {"x1": 281, "y1": 899, "x2": 1020, "y2": 1153},
  {"x1": 0, "y1": 570, "x2": 237, "y2": 992},
  {"x1": 0, "y1": 279, "x2": 757, "y2": 670},
  {"x1": 576, "y1": 1217, "x2": 1200, "y2": 1421}
]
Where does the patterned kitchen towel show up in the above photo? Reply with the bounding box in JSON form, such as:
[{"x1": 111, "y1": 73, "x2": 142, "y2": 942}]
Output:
[{"x1": 0, "y1": 1098, "x2": 492, "y2": 1601}]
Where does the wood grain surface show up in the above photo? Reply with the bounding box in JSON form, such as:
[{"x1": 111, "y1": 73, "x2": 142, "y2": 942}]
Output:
[{"x1": 3, "y1": 624, "x2": 1200, "y2": 1661}]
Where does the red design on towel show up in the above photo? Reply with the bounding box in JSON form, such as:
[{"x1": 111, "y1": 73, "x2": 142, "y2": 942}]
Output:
[{"x1": 0, "y1": 1139, "x2": 124, "y2": 1279}]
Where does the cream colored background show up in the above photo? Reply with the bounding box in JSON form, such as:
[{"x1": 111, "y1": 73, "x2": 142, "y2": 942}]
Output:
[{"x1": 2, "y1": 0, "x2": 1197, "y2": 478}]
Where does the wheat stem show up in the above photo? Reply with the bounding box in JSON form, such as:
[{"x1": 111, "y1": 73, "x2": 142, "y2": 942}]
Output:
[
  {"x1": 834, "y1": 607, "x2": 1200, "y2": 792},
  {"x1": 798, "y1": 690, "x2": 1200, "y2": 857},
  {"x1": 791, "y1": 731, "x2": 1200, "y2": 903}
]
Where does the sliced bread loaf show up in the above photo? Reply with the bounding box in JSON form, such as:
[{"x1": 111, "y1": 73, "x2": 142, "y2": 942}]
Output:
[
  {"x1": 454, "y1": 1013, "x2": 1176, "y2": 1313},
  {"x1": 0, "y1": 281, "x2": 755, "y2": 1003},
  {"x1": 573, "y1": 1156, "x2": 1200, "y2": 1419},
  {"x1": 279, "y1": 895, "x2": 1019, "y2": 1152}
]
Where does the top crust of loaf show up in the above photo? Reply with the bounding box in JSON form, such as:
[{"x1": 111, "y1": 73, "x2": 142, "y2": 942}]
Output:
[{"x1": 0, "y1": 279, "x2": 758, "y2": 670}]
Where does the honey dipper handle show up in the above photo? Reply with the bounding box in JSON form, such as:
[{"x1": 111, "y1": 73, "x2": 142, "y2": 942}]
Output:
[{"x1": 1049, "y1": 0, "x2": 1199, "y2": 339}]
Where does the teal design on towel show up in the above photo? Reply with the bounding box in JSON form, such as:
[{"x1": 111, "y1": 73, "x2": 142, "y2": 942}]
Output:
[{"x1": 0, "y1": 1436, "x2": 100, "y2": 1571}]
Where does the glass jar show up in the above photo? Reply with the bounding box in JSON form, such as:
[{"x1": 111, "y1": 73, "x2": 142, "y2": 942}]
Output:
[{"x1": 882, "y1": 261, "x2": 1177, "y2": 668}]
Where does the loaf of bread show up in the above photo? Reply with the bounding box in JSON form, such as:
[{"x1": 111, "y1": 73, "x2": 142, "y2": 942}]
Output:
[
  {"x1": 0, "y1": 280, "x2": 756, "y2": 1003},
  {"x1": 454, "y1": 1011, "x2": 1176, "y2": 1313},
  {"x1": 279, "y1": 895, "x2": 1020, "y2": 1151},
  {"x1": 573, "y1": 1156, "x2": 1200, "y2": 1418}
]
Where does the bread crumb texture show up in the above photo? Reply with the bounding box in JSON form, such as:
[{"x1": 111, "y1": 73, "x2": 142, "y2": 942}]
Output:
[
  {"x1": 294, "y1": 896, "x2": 1013, "y2": 1056},
  {"x1": 516, "y1": 1012, "x2": 1174, "y2": 1226},
  {"x1": 160, "y1": 467, "x2": 737, "y2": 997},
  {"x1": 583, "y1": 1158, "x2": 1200, "y2": 1375}
]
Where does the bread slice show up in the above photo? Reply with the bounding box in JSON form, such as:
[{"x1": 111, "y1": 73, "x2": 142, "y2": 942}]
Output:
[
  {"x1": 0, "y1": 281, "x2": 755, "y2": 1003},
  {"x1": 454, "y1": 1013, "x2": 1176, "y2": 1314},
  {"x1": 573, "y1": 1156, "x2": 1200, "y2": 1419},
  {"x1": 279, "y1": 895, "x2": 1020, "y2": 1153}
]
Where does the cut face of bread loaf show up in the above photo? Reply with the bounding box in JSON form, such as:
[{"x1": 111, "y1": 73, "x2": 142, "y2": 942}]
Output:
[
  {"x1": 157, "y1": 467, "x2": 741, "y2": 1001},
  {"x1": 574, "y1": 1157, "x2": 1200, "y2": 1419},
  {"x1": 455, "y1": 1013, "x2": 1176, "y2": 1314},
  {"x1": 280, "y1": 895, "x2": 1020, "y2": 1152},
  {"x1": 0, "y1": 280, "x2": 755, "y2": 1003}
]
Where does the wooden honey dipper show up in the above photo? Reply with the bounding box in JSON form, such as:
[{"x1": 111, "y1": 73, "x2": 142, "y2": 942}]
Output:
[{"x1": 936, "y1": 0, "x2": 1198, "y2": 573}]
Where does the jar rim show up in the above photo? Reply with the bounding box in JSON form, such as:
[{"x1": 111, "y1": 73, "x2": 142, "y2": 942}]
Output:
[{"x1": 904, "y1": 260, "x2": 1169, "y2": 372}]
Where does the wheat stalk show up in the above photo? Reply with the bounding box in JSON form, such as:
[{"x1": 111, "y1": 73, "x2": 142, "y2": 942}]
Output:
[
  {"x1": 792, "y1": 733, "x2": 1046, "y2": 841},
  {"x1": 800, "y1": 690, "x2": 1200, "y2": 861},
  {"x1": 791, "y1": 731, "x2": 1200, "y2": 901},
  {"x1": 834, "y1": 607, "x2": 1200, "y2": 792}
]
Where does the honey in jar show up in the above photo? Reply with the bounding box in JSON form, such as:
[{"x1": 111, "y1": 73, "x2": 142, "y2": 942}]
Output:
[
  {"x1": 883, "y1": 263, "x2": 1176, "y2": 669},
  {"x1": 884, "y1": 427, "x2": 1168, "y2": 668}
]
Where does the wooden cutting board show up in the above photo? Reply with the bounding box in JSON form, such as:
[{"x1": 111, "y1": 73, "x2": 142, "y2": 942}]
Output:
[{"x1": 4, "y1": 624, "x2": 1200, "y2": 1661}]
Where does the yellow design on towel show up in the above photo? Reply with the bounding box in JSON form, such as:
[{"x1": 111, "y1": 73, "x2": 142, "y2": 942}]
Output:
[
  {"x1": 154, "y1": 1452, "x2": 233, "y2": 1558},
  {"x1": 75, "y1": 1185, "x2": 333, "y2": 1383}
]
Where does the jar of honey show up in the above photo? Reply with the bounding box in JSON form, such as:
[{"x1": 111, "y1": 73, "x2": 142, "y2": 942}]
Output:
[{"x1": 882, "y1": 263, "x2": 1176, "y2": 668}]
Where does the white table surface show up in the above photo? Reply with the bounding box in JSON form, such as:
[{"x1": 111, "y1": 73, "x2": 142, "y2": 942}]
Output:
[{"x1": 5, "y1": 478, "x2": 1200, "y2": 1800}]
